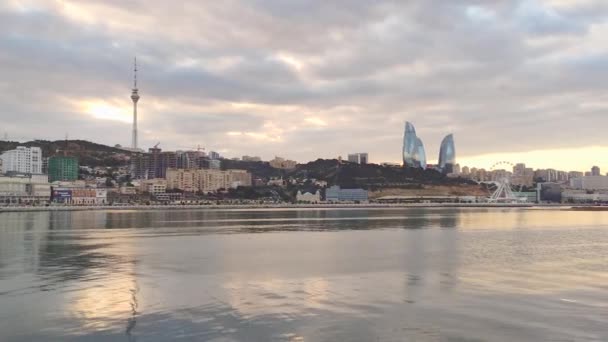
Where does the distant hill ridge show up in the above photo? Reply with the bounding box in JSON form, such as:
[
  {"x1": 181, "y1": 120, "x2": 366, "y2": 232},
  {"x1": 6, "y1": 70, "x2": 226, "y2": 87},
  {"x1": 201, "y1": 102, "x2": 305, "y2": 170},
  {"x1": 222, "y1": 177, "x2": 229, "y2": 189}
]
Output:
[
  {"x1": 0, "y1": 139, "x2": 131, "y2": 167},
  {"x1": 0, "y1": 140, "x2": 475, "y2": 187}
]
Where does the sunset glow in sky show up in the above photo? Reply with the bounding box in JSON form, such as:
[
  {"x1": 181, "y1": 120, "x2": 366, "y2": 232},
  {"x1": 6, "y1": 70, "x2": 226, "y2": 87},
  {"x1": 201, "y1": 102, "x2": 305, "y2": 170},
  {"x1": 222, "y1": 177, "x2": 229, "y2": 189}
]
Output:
[{"x1": 1, "y1": 0, "x2": 607, "y2": 172}]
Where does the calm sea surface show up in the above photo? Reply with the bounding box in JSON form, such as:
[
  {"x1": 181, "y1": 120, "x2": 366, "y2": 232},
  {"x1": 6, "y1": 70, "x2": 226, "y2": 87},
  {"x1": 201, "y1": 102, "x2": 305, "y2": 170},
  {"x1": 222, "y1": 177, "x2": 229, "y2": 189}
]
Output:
[{"x1": 0, "y1": 208, "x2": 607, "y2": 341}]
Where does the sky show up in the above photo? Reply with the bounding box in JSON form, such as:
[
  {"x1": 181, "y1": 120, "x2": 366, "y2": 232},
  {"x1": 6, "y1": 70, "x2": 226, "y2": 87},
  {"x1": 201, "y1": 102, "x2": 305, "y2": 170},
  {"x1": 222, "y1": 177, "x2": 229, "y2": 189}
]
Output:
[{"x1": 1, "y1": 0, "x2": 607, "y2": 172}]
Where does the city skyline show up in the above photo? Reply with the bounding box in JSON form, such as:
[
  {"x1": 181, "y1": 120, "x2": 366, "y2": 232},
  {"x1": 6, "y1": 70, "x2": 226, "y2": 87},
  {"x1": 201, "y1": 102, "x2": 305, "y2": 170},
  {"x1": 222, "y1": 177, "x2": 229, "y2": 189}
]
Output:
[{"x1": 1, "y1": 1, "x2": 607, "y2": 172}]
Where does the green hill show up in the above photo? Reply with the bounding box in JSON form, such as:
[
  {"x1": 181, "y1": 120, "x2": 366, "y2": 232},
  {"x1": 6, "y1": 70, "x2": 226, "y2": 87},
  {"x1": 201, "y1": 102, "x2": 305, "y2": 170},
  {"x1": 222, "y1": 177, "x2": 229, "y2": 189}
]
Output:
[{"x1": 0, "y1": 139, "x2": 132, "y2": 167}]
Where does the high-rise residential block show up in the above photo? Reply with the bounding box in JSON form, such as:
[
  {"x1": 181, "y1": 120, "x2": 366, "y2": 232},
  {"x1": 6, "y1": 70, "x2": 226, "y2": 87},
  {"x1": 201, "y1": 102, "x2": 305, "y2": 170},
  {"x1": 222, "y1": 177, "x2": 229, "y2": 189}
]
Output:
[
  {"x1": 48, "y1": 156, "x2": 79, "y2": 182},
  {"x1": 0, "y1": 146, "x2": 43, "y2": 174},
  {"x1": 347, "y1": 153, "x2": 369, "y2": 164},
  {"x1": 209, "y1": 151, "x2": 221, "y2": 160},
  {"x1": 512, "y1": 163, "x2": 534, "y2": 187}
]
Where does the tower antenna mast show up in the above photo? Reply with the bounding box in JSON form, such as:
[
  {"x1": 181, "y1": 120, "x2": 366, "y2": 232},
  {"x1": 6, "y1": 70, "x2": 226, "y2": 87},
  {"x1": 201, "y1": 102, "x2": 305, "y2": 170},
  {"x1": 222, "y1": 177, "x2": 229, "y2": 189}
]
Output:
[{"x1": 130, "y1": 57, "x2": 140, "y2": 150}]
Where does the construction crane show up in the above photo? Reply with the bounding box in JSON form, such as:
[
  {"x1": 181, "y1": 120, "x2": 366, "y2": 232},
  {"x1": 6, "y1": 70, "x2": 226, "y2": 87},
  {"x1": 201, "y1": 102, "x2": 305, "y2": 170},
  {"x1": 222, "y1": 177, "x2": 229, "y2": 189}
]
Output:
[{"x1": 175, "y1": 144, "x2": 206, "y2": 152}]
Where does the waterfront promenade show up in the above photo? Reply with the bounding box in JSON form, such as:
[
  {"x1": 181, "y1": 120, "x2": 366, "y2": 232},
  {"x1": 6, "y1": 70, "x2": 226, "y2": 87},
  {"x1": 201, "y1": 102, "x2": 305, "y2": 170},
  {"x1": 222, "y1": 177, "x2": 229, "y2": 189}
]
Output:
[{"x1": 0, "y1": 202, "x2": 581, "y2": 213}]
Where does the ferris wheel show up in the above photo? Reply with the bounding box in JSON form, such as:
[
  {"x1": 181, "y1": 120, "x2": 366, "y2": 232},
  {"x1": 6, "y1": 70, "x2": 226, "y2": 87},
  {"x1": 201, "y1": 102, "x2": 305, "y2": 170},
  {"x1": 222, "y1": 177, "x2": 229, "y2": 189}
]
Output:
[
  {"x1": 487, "y1": 161, "x2": 525, "y2": 203},
  {"x1": 490, "y1": 161, "x2": 514, "y2": 172}
]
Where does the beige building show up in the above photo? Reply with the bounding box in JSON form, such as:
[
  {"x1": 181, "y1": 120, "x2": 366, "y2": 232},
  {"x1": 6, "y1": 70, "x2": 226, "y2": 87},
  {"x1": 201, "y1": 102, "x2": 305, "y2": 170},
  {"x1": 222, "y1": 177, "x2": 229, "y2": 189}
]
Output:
[
  {"x1": 512, "y1": 163, "x2": 534, "y2": 187},
  {"x1": 166, "y1": 168, "x2": 252, "y2": 193},
  {"x1": 139, "y1": 178, "x2": 167, "y2": 195},
  {"x1": 269, "y1": 157, "x2": 297, "y2": 169},
  {"x1": 0, "y1": 173, "x2": 51, "y2": 205},
  {"x1": 166, "y1": 168, "x2": 198, "y2": 192},
  {"x1": 197, "y1": 169, "x2": 230, "y2": 193}
]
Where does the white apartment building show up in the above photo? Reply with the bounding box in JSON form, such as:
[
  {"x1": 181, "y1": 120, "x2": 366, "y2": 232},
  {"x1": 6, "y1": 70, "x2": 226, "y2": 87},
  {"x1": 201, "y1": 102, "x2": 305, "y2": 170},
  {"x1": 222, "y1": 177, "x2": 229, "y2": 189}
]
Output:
[{"x1": 0, "y1": 146, "x2": 43, "y2": 174}]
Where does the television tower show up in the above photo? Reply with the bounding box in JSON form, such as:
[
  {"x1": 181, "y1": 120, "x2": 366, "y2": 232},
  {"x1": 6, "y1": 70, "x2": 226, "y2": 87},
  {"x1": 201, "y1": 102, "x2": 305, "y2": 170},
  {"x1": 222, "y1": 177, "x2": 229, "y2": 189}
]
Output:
[{"x1": 130, "y1": 57, "x2": 140, "y2": 150}]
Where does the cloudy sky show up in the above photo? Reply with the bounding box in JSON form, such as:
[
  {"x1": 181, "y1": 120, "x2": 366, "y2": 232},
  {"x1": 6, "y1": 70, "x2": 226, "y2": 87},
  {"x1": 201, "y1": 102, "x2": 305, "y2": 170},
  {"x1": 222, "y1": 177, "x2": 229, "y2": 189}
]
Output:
[{"x1": 1, "y1": 0, "x2": 607, "y2": 172}]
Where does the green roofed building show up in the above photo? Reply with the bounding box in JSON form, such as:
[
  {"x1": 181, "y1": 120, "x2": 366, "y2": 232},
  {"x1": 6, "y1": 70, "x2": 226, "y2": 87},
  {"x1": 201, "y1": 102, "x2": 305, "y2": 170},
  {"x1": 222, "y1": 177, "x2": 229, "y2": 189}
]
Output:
[{"x1": 48, "y1": 156, "x2": 79, "y2": 182}]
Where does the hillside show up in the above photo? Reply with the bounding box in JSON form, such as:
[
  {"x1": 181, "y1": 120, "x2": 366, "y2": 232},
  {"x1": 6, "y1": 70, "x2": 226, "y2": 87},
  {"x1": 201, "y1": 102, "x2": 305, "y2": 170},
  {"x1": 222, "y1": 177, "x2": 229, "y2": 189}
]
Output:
[
  {"x1": 220, "y1": 158, "x2": 476, "y2": 187},
  {"x1": 0, "y1": 140, "x2": 132, "y2": 167},
  {"x1": 290, "y1": 159, "x2": 475, "y2": 188},
  {"x1": 220, "y1": 159, "x2": 284, "y2": 179},
  {"x1": 369, "y1": 184, "x2": 488, "y2": 199}
]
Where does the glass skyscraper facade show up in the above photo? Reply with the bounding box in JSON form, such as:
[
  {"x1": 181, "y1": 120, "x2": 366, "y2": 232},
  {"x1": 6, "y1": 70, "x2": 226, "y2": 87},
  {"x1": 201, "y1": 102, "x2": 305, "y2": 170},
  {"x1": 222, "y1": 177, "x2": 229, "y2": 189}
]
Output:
[
  {"x1": 402, "y1": 122, "x2": 427, "y2": 169},
  {"x1": 438, "y1": 134, "x2": 456, "y2": 174}
]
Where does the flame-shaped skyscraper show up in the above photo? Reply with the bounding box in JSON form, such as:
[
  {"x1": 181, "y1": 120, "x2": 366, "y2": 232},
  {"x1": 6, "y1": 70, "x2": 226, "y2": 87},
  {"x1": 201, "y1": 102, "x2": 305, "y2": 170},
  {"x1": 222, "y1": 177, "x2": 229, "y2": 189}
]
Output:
[
  {"x1": 438, "y1": 134, "x2": 456, "y2": 174},
  {"x1": 402, "y1": 122, "x2": 427, "y2": 169}
]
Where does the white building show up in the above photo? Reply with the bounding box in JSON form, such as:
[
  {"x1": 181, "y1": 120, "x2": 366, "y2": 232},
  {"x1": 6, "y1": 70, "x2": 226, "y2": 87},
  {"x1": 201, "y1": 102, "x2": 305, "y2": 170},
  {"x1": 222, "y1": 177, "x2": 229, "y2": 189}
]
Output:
[
  {"x1": 570, "y1": 176, "x2": 608, "y2": 190},
  {"x1": 297, "y1": 190, "x2": 321, "y2": 203},
  {"x1": 562, "y1": 190, "x2": 608, "y2": 203},
  {"x1": 0, "y1": 146, "x2": 43, "y2": 174}
]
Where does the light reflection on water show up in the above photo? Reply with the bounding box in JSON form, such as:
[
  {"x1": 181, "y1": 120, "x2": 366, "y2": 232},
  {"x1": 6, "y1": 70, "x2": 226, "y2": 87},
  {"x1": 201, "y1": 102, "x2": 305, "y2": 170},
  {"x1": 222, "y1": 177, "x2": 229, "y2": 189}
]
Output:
[{"x1": 0, "y1": 208, "x2": 607, "y2": 341}]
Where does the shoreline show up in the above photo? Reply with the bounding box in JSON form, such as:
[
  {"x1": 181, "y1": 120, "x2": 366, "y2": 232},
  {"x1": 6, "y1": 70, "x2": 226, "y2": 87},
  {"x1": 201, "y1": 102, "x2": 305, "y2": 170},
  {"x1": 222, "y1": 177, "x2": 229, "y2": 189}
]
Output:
[{"x1": 0, "y1": 203, "x2": 590, "y2": 213}]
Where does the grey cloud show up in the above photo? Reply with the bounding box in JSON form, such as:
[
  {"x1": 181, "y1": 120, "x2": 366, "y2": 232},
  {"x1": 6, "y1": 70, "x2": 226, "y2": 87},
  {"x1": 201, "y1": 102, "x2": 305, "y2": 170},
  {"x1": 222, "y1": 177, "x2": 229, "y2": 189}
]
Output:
[{"x1": 0, "y1": 0, "x2": 607, "y2": 165}]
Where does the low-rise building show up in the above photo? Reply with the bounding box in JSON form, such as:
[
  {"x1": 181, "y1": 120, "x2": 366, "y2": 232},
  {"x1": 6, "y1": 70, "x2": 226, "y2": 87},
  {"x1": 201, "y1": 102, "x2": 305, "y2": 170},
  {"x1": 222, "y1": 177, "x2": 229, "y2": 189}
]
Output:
[
  {"x1": 267, "y1": 178, "x2": 285, "y2": 187},
  {"x1": 325, "y1": 185, "x2": 368, "y2": 203},
  {"x1": 51, "y1": 187, "x2": 107, "y2": 205},
  {"x1": 119, "y1": 186, "x2": 137, "y2": 195},
  {"x1": 297, "y1": 190, "x2": 321, "y2": 203},
  {"x1": 139, "y1": 178, "x2": 167, "y2": 195},
  {"x1": 154, "y1": 192, "x2": 184, "y2": 203},
  {"x1": 536, "y1": 183, "x2": 562, "y2": 203},
  {"x1": 562, "y1": 190, "x2": 608, "y2": 203},
  {"x1": 0, "y1": 173, "x2": 51, "y2": 205}
]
